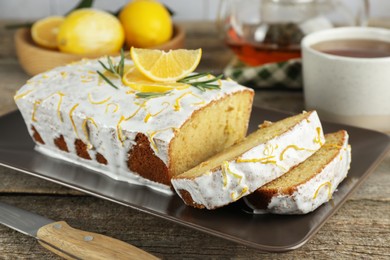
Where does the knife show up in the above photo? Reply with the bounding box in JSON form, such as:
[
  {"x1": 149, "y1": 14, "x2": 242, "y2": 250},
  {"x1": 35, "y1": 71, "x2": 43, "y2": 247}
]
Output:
[{"x1": 0, "y1": 201, "x2": 159, "y2": 260}]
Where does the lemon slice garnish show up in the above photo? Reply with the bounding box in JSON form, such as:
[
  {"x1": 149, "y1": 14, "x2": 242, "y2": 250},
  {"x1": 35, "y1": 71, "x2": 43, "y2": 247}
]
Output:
[
  {"x1": 122, "y1": 66, "x2": 189, "y2": 93},
  {"x1": 130, "y1": 47, "x2": 202, "y2": 82}
]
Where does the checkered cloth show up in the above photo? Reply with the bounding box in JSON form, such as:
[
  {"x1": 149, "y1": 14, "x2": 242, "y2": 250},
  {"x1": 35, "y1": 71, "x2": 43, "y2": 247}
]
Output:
[{"x1": 224, "y1": 58, "x2": 302, "y2": 89}]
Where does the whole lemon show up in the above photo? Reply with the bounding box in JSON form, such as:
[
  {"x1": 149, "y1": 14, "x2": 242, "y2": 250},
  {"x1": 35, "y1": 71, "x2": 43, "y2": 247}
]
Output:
[
  {"x1": 119, "y1": 0, "x2": 172, "y2": 48},
  {"x1": 57, "y1": 8, "x2": 124, "y2": 56}
]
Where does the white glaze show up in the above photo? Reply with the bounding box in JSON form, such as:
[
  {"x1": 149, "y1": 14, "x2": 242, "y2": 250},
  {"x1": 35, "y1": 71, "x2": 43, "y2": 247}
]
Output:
[
  {"x1": 247, "y1": 131, "x2": 351, "y2": 214},
  {"x1": 171, "y1": 111, "x2": 325, "y2": 209},
  {"x1": 35, "y1": 145, "x2": 173, "y2": 195},
  {"x1": 14, "y1": 57, "x2": 250, "y2": 191}
]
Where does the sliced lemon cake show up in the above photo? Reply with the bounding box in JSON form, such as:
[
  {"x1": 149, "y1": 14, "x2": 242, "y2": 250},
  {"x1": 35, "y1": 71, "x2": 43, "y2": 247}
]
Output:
[
  {"x1": 14, "y1": 53, "x2": 254, "y2": 193},
  {"x1": 245, "y1": 130, "x2": 351, "y2": 214},
  {"x1": 171, "y1": 111, "x2": 325, "y2": 209}
]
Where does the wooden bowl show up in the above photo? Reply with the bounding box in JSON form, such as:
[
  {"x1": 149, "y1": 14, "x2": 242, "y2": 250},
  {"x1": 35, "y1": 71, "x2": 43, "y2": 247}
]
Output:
[{"x1": 15, "y1": 24, "x2": 185, "y2": 76}]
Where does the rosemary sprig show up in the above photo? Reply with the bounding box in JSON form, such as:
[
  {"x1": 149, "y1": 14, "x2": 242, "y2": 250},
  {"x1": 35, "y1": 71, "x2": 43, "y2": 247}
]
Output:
[
  {"x1": 96, "y1": 49, "x2": 125, "y2": 89},
  {"x1": 179, "y1": 73, "x2": 209, "y2": 81},
  {"x1": 178, "y1": 73, "x2": 223, "y2": 92},
  {"x1": 118, "y1": 49, "x2": 125, "y2": 77},
  {"x1": 136, "y1": 91, "x2": 172, "y2": 99},
  {"x1": 96, "y1": 71, "x2": 118, "y2": 89},
  {"x1": 98, "y1": 49, "x2": 125, "y2": 77}
]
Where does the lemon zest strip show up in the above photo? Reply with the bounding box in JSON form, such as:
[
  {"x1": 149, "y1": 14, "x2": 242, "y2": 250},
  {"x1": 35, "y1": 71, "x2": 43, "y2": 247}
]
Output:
[
  {"x1": 105, "y1": 103, "x2": 119, "y2": 113},
  {"x1": 279, "y1": 145, "x2": 315, "y2": 161},
  {"x1": 314, "y1": 127, "x2": 324, "y2": 146},
  {"x1": 32, "y1": 100, "x2": 42, "y2": 122},
  {"x1": 174, "y1": 92, "x2": 191, "y2": 111},
  {"x1": 236, "y1": 156, "x2": 275, "y2": 164},
  {"x1": 125, "y1": 101, "x2": 147, "y2": 121},
  {"x1": 236, "y1": 155, "x2": 286, "y2": 171},
  {"x1": 313, "y1": 181, "x2": 332, "y2": 200},
  {"x1": 147, "y1": 127, "x2": 175, "y2": 153},
  {"x1": 174, "y1": 92, "x2": 205, "y2": 111},
  {"x1": 82, "y1": 117, "x2": 98, "y2": 149},
  {"x1": 14, "y1": 89, "x2": 35, "y2": 100},
  {"x1": 263, "y1": 143, "x2": 278, "y2": 156},
  {"x1": 55, "y1": 91, "x2": 65, "y2": 122},
  {"x1": 221, "y1": 161, "x2": 243, "y2": 188},
  {"x1": 88, "y1": 93, "x2": 112, "y2": 105},
  {"x1": 69, "y1": 103, "x2": 80, "y2": 137},
  {"x1": 60, "y1": 71, "x2": 68, "y2": 79},
  {"x1": 231, "y1": 186, "x2": 249, "y2": 201},
  {"x1": 31, "y1": 91, "x2": 65, "y2": 123},
  {"x1": 116, "y1": 115, "x2": 126, "y2": 145},
  {"x1": 144, "y1": 102, "x2": 170, "y2": 123}
]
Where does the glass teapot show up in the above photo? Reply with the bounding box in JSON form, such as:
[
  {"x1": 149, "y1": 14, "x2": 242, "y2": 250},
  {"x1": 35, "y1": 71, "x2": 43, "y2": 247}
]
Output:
[{"x1": 217, "y1": 0, "x2": 370, "y2": 66}]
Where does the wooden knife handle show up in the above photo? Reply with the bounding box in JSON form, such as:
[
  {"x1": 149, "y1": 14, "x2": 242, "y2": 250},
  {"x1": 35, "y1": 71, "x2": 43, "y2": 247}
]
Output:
[{"x1": 37, "y1": 221, "x2": 159, "y2": 260}]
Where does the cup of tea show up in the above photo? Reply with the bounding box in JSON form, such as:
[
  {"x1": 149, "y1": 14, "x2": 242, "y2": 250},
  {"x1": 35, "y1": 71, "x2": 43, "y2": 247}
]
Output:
[{"x1": 301, "y1": 27, "x2": 390, "y2": 132}]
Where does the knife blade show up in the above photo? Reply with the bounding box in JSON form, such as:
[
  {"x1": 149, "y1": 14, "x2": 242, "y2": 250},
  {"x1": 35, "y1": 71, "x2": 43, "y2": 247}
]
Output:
[{"x1": 0, "y1": 201, "x2": 159, "y2": 260}]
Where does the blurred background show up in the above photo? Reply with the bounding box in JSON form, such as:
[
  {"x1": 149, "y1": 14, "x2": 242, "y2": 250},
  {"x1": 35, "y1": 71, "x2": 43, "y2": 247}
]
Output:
[
  {"x1": 0, "y1": 0, "x2": 389, "y2": 21},
  {"x1": 1, "y1": 0, "x2": 389, "y2": 85},
  {"x1": 0, "y1": 0, "x2": 219, "y2": 20}
]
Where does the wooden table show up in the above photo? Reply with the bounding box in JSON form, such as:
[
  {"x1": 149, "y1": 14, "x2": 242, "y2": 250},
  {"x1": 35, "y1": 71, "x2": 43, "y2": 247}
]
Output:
[{"x1": 1, "y1": 21, "x2": 389, "y2": 259}]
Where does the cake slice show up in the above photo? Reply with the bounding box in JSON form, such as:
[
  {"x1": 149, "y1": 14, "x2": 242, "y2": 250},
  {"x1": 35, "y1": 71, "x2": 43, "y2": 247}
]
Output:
[
  {"x1": 171, "y1": 111, "x2": 325, "y2": 209},
  {"x1": 245, "y1": 130, "x2": 351, "y2": 214}
]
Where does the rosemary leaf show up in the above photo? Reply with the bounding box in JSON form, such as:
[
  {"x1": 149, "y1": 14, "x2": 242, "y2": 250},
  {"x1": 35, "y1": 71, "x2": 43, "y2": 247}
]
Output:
[
  {"x1": 193, "y1": 84, "x2": 218, "y2": 92},
  {"x1": 200, "y1": 84, "x2": 220, "y2": 88},
  {"x1": 107, "y1": 56, "x2": 116, "y2": 74},
  {"x1": 96, "y1": 71, "x2": 119, "y2": 89},
  {"x1": 196, "y1": 74, "x2": 223, "y2": 84},
  {"x1": 178, "y1": 73, "x2": 209, "y2": 82},
  {"x1": 98, "y1": 60, "x2": 111, "y2": 72},
  {"x1": 196, "y1": 86, "x2": 206, "y2": 92},
  {"x1": 136, "y1": 91, "x2": 171, "y2": 99},
  {"x1": 96, "y1": 48, "x2": 127, "y2": 89},
  {"x1": 118, "y1": 49, "x2": 125, "y2": 77},
  {"x1": 178, "y1": 73, "x2": 223, "y2": 92}
]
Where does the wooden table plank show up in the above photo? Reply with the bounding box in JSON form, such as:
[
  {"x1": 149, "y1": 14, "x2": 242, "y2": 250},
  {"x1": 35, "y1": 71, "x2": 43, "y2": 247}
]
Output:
[{"x1": 0, "y1": 195, "x2": 389, "y2": 259}]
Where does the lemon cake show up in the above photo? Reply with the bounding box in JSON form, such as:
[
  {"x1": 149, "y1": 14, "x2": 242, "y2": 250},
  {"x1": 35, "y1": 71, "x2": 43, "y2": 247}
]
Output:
[
  {"x1": 14, "y1": 57, "x2": 254, "y2": 192},
  {"x1": 171, "y1": 111, "x2": 325, "y2": 209},
  {"x1": 246, "y1": 130, "x2": 351, "y2": 214}
]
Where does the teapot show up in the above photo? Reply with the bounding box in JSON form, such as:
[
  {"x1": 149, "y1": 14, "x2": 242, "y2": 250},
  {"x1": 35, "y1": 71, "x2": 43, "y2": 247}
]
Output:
[{"x1": 217, "y1": 0, "x2": 370, "y2": 66}]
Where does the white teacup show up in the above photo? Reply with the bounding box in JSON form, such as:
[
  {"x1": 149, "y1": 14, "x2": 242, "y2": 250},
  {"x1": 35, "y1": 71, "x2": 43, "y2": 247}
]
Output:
[{"x1": 301, "y1": 27, "x2": 390, "y2": 132}]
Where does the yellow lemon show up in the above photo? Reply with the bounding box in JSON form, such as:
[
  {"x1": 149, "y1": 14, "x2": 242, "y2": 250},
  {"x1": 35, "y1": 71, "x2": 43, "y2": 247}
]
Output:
[
  {"x1": 122, "y1": 66, "x2": 189, "y2": 92},
  {"x1": 130, "y1": 47, "x2": 202, "y2": 82},
  {"x1": 57, "y1": 8, "x2": 124, "y2": 56},
  {"x1": 119, "y1": 0, "x2": 172, "y2": 48},
  {"x1": 31, "y1": 16, "x2": 64, "y2": 49}
]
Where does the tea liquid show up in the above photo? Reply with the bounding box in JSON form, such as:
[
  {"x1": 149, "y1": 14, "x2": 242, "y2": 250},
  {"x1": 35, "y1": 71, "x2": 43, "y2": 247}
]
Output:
[
  {"x1": 226, "y1": 41, "x2": 301, "y2": 66},
  {"x1": 311, "y1": 39, "x2": 390, "y2": 58},
  {"x1": 225, "y1": 23, "x2": 303, "y2": 66}
]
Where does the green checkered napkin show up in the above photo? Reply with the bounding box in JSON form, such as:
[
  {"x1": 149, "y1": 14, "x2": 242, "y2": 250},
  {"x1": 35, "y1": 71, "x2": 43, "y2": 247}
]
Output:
[{"x1": 224, "y1": 58, "x2": 302, "y2": 89}]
